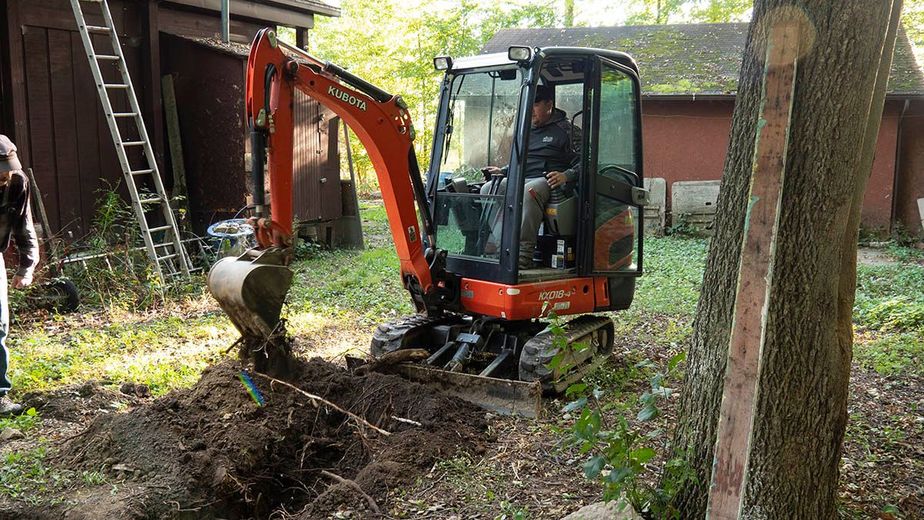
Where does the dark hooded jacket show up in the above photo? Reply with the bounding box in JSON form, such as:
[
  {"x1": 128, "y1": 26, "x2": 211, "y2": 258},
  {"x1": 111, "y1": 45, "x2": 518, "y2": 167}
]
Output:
[
  {"x1": 503, "y1": 108, "x2": 582, "y2": 182},
  {"x1": 0, "y1": 172, "x2": 39, "y2": 278}
]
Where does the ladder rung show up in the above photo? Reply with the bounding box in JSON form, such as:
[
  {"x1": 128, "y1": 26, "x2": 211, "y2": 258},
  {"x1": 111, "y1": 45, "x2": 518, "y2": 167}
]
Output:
[
  {"x1": 113, "y1": 112, "x2": 138, "y2": 118},
  {"x1": 104, "y1": 83, "x2": 129, "y2": 89},
  {"x1": 121, "y1": 141, "x2": 146, "y2": 147},
  {"x1": 139, "y1": 196, "x2": 162, "y2": 205},
  {"x1": 153, "y1": 242, "x2": 174, "y2": 249},
  {"x1": 95, "y1": 55, "x2": 120, "y2": 61},
  {"x1": 85, "y1": 25, "x2": 111, "y2": 34},
  {"x1": 130, "y1": 169, "x2": 154, "y2": 175},
  {"x1": 148, "y1": 225, "x2": 172, "y2": 233},
  {"x1": 157, "y1": 253, "x2": 178, "y2": 262}
]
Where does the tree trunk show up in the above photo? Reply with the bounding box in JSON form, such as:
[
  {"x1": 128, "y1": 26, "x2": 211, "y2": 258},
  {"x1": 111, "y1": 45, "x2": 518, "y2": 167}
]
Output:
[{"x1": 669, "y1": 1, "x2": 903, "y2": 518}]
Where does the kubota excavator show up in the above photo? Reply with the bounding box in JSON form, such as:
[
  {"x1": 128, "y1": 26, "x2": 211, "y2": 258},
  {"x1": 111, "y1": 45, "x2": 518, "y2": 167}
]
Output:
[{"x1": 208, "y1": 29, "x2": 648, "y2": 416}]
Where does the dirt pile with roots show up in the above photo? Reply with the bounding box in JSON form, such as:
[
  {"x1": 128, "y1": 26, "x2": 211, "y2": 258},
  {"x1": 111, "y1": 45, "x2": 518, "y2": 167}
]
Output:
[{"x1": 23, "y1": 358, "x2": 487, "y2": 519}]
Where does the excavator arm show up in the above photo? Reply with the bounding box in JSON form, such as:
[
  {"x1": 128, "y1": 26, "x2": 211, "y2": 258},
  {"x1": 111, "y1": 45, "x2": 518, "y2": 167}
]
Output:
[
  {"x1": 209, "y1": 29, "x2": 441, "y2": 344},
  {"x1": 246, "y1": 28, "x2": 435, "y2": 294}
]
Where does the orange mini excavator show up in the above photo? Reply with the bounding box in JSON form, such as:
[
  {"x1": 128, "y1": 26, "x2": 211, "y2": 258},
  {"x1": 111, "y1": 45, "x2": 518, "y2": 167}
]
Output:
[{"x1": 208, "y1": 29, "x2": 649, "y2": 416}]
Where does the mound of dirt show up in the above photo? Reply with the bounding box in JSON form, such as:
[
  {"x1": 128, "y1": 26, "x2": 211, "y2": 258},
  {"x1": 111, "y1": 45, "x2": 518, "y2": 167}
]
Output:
[
  {"x1": 21, "y1": 380, "x2": 144, "y2": 423},
  {"x1": 40, "y1": 358, "x2": 488, "y2": 519}
]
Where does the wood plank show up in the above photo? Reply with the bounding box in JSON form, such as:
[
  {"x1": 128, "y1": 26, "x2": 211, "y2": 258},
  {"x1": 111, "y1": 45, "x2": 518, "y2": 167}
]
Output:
[
  {"x1": 115, "y1": 3, "x2": 150, "y2": 187},
  {"x1": 158, "y1": 6, "x2": 263, "y2": 43},
  {"x1": 22, "y1": 25, "x2": 61, "y2": 231},
  {"x1": 706, "y1": 22, "x2": 800, "y2": 520},
  {"x1": 0, "y1": 1, "x2": 12, "y2": 135},
  {"x1": 72, "y1": 30, "x2": 103, "y2": 237},
  {"x1": 161, "y1": 74, "x2": 187, "y2": 198},
  {"x1": 320, "y1": 104, "x2": 342, "y2": 220},
  {"x1": 48, "y1": 28, "x2": 82, "y2": 236},
  {"x1": 7, "y1": 1, "x2": 30, "y2": 161},
  {"x1": 143, "y1": 1, "x2": 165, "y2": 170},
  {"x1": 163, "y1": 0, "x2": 315, "y2": 28}
]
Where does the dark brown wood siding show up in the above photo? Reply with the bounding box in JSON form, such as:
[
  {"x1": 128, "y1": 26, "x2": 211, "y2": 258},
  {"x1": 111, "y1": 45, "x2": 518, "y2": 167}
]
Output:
[
  {"x1": 1, "y1": 0, "x2": 344, "y2": 240},
  {"x1": 6, "y1": 0, "x2": 147, "y2": 238},
  {"x1": 293, "y1": 89, "x2": 341, "y2": 221},
  {"x1": 160, "y1": 34, "x2": 248, "y2": 232}
]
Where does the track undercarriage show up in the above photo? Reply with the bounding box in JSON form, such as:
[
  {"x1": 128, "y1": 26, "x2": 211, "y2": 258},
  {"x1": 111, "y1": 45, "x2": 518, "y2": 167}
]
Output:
[{"x1": 369, "y1": 313, "x2": 615, "y2": 417}]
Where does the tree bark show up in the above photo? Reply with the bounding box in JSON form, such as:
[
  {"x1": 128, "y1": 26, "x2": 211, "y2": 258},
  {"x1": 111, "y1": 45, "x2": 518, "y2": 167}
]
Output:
[{"x1": 669, "y1": 1, "x2": 903, "y2": 518}]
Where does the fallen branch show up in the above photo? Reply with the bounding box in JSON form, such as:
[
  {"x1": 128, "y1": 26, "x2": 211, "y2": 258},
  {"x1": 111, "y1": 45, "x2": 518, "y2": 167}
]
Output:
[
  {"x1": 320, "y1": 469, "x2": 381, "y2": 515},
  {"x1": 252, "y1": 372, "x2": 391, "y2": 436},
  {"x1": 354, "y1": 348, "x2": 430, "y2": 375},
  {"x1": 391, "y1": 415, "x2": 422, "y2": 427}
]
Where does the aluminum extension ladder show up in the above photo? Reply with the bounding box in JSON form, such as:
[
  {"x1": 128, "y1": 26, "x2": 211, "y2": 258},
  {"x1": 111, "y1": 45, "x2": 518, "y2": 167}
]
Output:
[{"x1": 69, "y1": 0, "x2": 191, "y2": 282}]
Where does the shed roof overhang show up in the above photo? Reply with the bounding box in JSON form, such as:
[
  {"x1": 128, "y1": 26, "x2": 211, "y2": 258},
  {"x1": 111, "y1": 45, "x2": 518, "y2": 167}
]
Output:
[{"x1": 163, "y1": 0, "x2": 340, "y2": 29}]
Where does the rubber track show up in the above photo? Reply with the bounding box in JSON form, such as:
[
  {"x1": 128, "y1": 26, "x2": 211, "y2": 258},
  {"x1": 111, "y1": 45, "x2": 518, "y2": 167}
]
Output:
[
  {"x1": 370, "y1": 314, "x2": 453, "y2": 358},
  {"x1": 518, "y1": 315, "x2": 614, "y2": 393}
]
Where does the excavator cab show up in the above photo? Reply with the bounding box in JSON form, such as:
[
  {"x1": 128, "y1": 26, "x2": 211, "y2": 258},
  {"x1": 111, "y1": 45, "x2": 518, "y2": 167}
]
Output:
[
  {"x1": 208, "y1": 31, "x2": 648, "y2": 415},
  {"x1": 428, "y1": 46, "x2": 646, "y2": 308}
]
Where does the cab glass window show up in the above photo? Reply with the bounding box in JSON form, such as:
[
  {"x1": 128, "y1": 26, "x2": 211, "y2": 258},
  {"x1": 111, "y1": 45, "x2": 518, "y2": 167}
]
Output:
[
  {"x1": 593, "y1": 62, "x2": 640, "y2": 273},
  {"x1": 434, "y1": 69, "x2": 521, "y2": 262}
]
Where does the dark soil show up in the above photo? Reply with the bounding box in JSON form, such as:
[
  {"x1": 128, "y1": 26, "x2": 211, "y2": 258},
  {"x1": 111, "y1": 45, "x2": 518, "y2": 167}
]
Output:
[{"x1": 8, "y1": 358, "x2": 487, "y2": 520}]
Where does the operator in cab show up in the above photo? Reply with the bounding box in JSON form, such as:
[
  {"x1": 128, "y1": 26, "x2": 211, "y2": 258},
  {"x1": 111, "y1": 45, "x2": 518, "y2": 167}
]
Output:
[{"x1": 481, "y1": 84, "x2": 581, "y2": 268}]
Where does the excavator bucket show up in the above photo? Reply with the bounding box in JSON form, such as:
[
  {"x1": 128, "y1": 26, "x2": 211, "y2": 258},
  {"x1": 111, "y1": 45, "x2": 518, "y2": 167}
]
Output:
[{"x1": 208, "y1": 250, "x2": 294, "y2": 339}]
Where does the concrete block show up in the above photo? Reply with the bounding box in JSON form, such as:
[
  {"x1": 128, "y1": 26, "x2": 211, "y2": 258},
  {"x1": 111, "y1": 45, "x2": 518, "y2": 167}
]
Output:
[
  {"x1": 643, "y1": 177, "x2": 666, "y2": 236},
  {"x1": 560, "y1": 500, "x2": 641, "y2": 520},
  {"x1": 671, "y1": 180, "x2": 721, "y2": 236},
  {"x1": 918, "y1": 197, "x2": 924, "y2": 232}
]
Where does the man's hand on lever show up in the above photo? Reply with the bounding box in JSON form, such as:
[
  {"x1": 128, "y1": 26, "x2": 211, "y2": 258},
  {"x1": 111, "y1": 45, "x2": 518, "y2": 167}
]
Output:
[
  {"x1": 546, "y1": 170, "x2": 567, "y2": 189},
  {"x1": 481, "y1": 166, "x2": 504, "y2": 182}
]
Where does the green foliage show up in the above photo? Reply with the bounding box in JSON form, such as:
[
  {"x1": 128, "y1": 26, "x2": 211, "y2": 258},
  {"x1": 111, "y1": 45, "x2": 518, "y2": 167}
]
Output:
[
  {"x1": 54, "y1": 185, "x2": 205, "y2": 310},
  {"x1": 0, "y1": 407, "x2": 40, "y2": 434},
  {"x1": 0, "y1": 443, "x2": 108, "y2": 504},
  {"x1": 630, "y1": 237, "x2": 707, "y2": 316},
  {"x1": 87, "y1": 184, "x2": 139, "y2": 250},
  {"x1": 0, "y1": 445, "x2": 62, "y2": 502},
  {"x1": 855, "y1": 263, "x2": 924, "y2": 332},
  {"x1": 560, "y1": 350, "x2": 693, "y2": 518},
  {"x1": 287, "y1": 246, "x2": 411, "y2": 323},
  {"x1": 625, "y1": 0, "x2": 688, "y2": 25},
  {"x1": 310, "y1": 0, "x2": 555, "y2": 193},
  {"x1": 689, "y1": 0, "x2": 752, "y2": 22},
  {"x1": 854, "y1": 332, "x2": 924, "y2": 376},
  {"x1": 10, "y1": 315, "x2": 232, "y2": 395},
  {"x1": 903, "y1": 0, "x2": 924, "y2": 55},
  {"x1": 292, "y1": 237, "x2": 327, "y2": 261}
]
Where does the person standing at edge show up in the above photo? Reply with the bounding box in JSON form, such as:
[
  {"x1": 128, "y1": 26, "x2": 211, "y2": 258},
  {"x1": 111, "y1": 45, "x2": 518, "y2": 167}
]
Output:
[{"x1": 0, "y1": 135, "x2": 39, "y2": 417}]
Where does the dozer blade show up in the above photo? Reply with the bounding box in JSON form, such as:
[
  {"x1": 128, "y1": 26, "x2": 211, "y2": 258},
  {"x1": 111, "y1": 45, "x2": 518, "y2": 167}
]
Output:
[
  {"x1": 391, "y1": 364, "x2": 543, "y2": 419},
  {"x1": 208, "y1": 250, "x2": 294, "y2": 339}
]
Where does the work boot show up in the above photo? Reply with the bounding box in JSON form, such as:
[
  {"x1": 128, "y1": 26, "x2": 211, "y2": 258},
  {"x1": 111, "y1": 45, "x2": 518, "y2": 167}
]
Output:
[
  {"x1": 0, "y1": 396, "x2": 23, "y2": 417},
  {"x1": 518, "y1": 241, "x2": 535, "y2": 269}
]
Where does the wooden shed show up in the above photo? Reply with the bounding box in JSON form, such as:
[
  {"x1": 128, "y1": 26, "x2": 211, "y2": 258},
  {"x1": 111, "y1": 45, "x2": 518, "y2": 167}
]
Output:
[
  {"x1": 483, "y1": 24, "x2": 924, "y2": 235},
  {"x1": 0, "y1": 0, "x2": 347, "y2": 240}
]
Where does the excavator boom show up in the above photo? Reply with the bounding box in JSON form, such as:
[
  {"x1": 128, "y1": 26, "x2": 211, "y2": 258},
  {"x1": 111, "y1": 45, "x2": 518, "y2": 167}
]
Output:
[{"x1": 209, "y1": 29, "x2": 441, "y2": 346}]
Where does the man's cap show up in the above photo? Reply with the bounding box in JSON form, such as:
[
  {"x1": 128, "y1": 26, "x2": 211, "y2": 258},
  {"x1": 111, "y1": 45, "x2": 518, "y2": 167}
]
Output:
[
  {"x1": 0, "y1": 135, "x2": 22, "y2": 172},
  {"x1": 534, "y1": 85, "x2": 554, "y2": 103}
]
